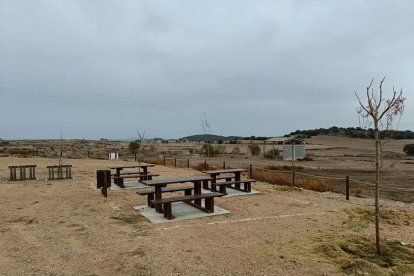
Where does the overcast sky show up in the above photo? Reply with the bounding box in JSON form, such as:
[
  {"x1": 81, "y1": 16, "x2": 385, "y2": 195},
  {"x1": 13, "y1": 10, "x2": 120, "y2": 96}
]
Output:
[{"x1": 0, "y1": 1, "x2": 413, "y2": 139}]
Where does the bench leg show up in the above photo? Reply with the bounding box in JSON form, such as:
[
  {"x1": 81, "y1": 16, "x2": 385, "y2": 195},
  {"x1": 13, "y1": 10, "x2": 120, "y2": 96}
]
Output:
[
  {"x1": 235, "y1": 182, "x2": 240, "y2": 189},
  {"x1": 164, "y1": 203, "x2": 174, "y2": 220},
  {"x1": 203, "y1": 180, "x2": 209, "y2": 190},
  {"x1": 205, "y1": 197, "x2": 214, "y2": 213},
  {"x1": 148, "y1": 176, "x2": 153, "y2": 180},
  {"x1": 185, "y1": 189, "x2": 192, "y2": 196},
  {"x1": 148, "y1": 194, "x2": 154, "y2": 207},
  {"x1": 119, "y1": 178, "x2": 124, "y2": 188},
  {"x1": 245, "y1": 182, "x2": 251, "y2": 192},
  {"x1": 211, "y1": 183, "x2": 217, "y2": 192},
  {"x1": 219, "y1": 185, "x2": 227, "y2": 195}
]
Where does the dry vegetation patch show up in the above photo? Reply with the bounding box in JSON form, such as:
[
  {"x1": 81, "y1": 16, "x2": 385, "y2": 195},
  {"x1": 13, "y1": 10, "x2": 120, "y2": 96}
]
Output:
[
  {"x1": 313, "y1": 207, "x2": 414, "y2": 274},
  {"x1": 344, "y1": 207, "x2": 413, "y2": 230},
  {"x1": 315, "y1": 235, "x2": 414, "y2": 275}
]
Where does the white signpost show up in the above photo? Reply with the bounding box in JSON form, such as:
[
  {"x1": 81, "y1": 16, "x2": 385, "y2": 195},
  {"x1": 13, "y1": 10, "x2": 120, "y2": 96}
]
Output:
[
  {"x1": 283, "y1": 144, "x2": 305, "y2": 160},
  {"x1": 108, "y1": 152, "x2": 119, "y2": 160}
]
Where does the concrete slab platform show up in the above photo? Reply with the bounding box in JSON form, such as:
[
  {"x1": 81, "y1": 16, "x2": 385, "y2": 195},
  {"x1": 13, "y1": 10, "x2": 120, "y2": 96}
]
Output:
[
  {"x1": 134, "y1": 202, "x2": 231, "y2": 224},
  {"x1": 90, "y1": 181, "x2": 148, "y2": 190},
  {"x1": 222, "y1": 187, "x2": 261, "y2": 197},
  {"x1": 110, "y1": 181, "x2": 148, "y2": 190}
]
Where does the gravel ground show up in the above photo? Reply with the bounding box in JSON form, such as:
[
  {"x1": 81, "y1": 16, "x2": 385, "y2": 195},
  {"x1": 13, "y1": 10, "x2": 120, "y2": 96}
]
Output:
[{"x1": 0, "y1": 157, "x2": 413, "y2": 275}]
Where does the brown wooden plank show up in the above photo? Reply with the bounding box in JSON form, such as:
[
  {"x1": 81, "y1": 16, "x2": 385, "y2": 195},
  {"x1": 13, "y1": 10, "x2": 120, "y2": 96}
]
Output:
[{"x1": 142, "y1": 176, "x2": 212, "y2": 186}]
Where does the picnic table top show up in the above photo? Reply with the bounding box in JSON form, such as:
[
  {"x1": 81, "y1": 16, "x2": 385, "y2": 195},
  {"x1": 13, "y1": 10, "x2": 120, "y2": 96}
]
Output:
[
  {"x1": 203, "y1": 168, "x2": 247, "y2": 175},
  {"x1": 108, "y1": 163, "x2": 155, "y2": 169},
  {"x1": 141, "y1": 176, "x2": 213, "y2": 186}
]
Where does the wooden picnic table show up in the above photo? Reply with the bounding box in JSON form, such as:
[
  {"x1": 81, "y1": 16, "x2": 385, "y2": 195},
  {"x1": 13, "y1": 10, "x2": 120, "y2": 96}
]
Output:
[
  {"x1": 203, "y1": 168, "x2": 247, "y2": 185},
  {"x1": 141, "y1": 176, "x2": 216, "y2": 215},
  {"x1": 108, "y1": 163, "x2": 155, "y2": 187},
  {"x1": 203, "y1": 168, "x2": 255, "y2": 194}
]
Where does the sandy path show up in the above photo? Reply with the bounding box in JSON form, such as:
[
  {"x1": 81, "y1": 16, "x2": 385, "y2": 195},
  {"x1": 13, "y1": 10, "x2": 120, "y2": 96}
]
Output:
[{"x1": 0, "y1": 157, "x2": 413, "y2": 275}]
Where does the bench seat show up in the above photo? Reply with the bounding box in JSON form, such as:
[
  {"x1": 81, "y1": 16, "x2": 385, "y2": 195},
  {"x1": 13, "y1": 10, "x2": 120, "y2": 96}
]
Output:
[
  {"x1": 137, "y1": 186, "x2": 194, "y2": 207},
  {"x1": 216, "y1": 175, "x2": 234, "y2": 180},
  {"x1": 152, "y1": 192, "x2": 224, "y2": 220},
  {"x1": 212, "y1": 179, "x2": 257, "y2": 194},
  {"x1": 112, "y1": 173, "x2": 160, "y2": 187},
  {"x1": 118, "y1": 171, "x2": 146, "y2": 176}
]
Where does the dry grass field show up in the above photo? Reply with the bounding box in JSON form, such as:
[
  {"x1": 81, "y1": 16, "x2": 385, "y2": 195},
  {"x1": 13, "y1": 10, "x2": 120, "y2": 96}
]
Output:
[{"x1": 1, "y1": 156, "x2": 414, "y2": 275}]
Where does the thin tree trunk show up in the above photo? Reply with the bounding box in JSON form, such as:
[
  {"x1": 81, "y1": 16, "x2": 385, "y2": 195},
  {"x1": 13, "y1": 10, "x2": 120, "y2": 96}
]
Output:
[{"x1": 374, "y1": 121, "x2": 381, "y2": 255}]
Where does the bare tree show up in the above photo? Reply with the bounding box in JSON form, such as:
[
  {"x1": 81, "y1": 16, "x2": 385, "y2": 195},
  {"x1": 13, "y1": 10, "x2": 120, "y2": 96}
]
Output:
[
  {"x1": 137, "y1": 131, "x2": 146, "y2": 163},
  {"x1": 355, "y1": 77, "x2": 405, "y2": 255},
  {"x1": 56, "y1": 130, "x2": 65, "y2": 178},
  {"x1": 201, "y1": 113, "x2": 212, "y2": 157}
]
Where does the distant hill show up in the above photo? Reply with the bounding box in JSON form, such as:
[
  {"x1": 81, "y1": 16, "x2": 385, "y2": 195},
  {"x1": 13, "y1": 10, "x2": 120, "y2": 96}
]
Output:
[
  {"x1": 179, "y1": 134, "x2": 241, "y2": 142},
  {"x1": 288, "y1": 127, "x2": 414, "y2": 140}
]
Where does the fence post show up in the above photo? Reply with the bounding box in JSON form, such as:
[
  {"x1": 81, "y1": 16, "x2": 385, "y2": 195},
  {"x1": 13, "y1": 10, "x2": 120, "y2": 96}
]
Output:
[
  {"x1": 249, "y1": 164, "x2": 253, "y2": 179},
  {"x1": 102, "y1": 172, "x2": 108, "y2": 198},
  {"x1": 204, "y1": 160, "x2": 207, "y2": 170},
  {"x1": 10, "y1": 148, "x2": 13, "y2": 156},
  {"x1": 36, "y1": 149, "x2": 39, "y2": 156},
  {"x1": 292, "y1": 168, "x2": 296, "y2": 187},
  {"x1": 174, "y1": 158, "x2": 177, "y2": 168},
  {"x1": 187, "y1": 158, "x2": 190, "y2": 168},
  {"x1": 223, "y1": 161, "x2": 226, "y2": 169},
  {"x1": 346, "y1": 176, "x2": 350, "y2": 201},
  {"x1": 88, "y1": 151, "x2": 90, "y2": 158},
  {"x1": 163, "y1": 156, "x2": 166, "y2": 166},
  {"x1": 263, "y1": 141, "x2": 266, "y2": 158}
]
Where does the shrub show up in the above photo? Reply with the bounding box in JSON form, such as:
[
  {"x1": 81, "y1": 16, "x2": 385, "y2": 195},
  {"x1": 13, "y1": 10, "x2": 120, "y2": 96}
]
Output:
[
  {"x1": 217, "y1": 140, "x2": 224, "y2": 144},
  {"x1": 231, "y1": 146, "x2": 240, "y2": 155},
  {"x1": 229, "y1": 140, "x2": 238, "y2": 144},
  {"x1": 200, "y1": 143, "x2": 220, "y2": 157},
  {"x1": 128, "y1": 141, "x2": 140, "y2": 154},
  {"x1": 248, "y1": 144, "x2": 261, "y2": 156},
  {"x1": 266, "y1": 165, "x2": 304, "y2": 171},
  {"x1": 192, "y1": 162, "x2": 219, "y2": 171},
  {"x1": 216, "y1": 145, "x2": 226, "y2": 154},
  {"x1": 403, "y1": 144, "x2": 414, "y2": 155},
  {"x1": 264, "y1": 149, "x2": 280, "y2": 159},
  {"x1": 253, "y1": 170, "x2": 291, "y2": 185},
  {"x1": 193, "y1": 162, "x2": 208, "y2": 171},
  {"x1": 300, "y1": 179, "x2": 341, "y2": 193}
]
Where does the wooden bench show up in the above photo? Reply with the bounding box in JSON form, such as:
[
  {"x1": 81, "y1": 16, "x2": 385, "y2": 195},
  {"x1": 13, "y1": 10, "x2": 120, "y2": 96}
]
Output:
[
  {"x1": 47, "y1": 165, "x2": 73, "y2": 180},
  {"x1": 137, "y1": 186, "x2": 194, "y2": 207},
  {"x1": 212, "y1": 179, "x2": 257, "y2": 194},
  {"x1": 202, "y1": 176, "x2": 233, "y2": 189},
  {"x1": 9, "y1": 165, "x2": 37, "y2": 181},
  {"x1": 112, "y1": 173, "x2": 160, "y2": 187},
  {"x1": 151, "y1": 192, "x2": 224, "y2": 220}
]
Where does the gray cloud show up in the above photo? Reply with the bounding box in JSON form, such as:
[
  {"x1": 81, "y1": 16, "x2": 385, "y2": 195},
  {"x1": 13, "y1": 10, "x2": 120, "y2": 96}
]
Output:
[{"x1": 0, "y1": 0, "x2": 413, "y2": 139}]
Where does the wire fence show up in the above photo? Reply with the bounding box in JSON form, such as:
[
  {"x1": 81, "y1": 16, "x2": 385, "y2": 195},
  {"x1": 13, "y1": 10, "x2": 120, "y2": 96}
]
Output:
[
  {"x1": 3, "y1": 148, "x2": 413, "y2": 202},
  {"x1": 139, "y1": 156, "x2": 414, "y2": 203}
]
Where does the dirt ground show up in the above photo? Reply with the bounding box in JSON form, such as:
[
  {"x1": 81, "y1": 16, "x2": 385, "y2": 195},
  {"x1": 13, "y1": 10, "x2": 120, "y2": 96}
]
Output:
[{"x1": 1, "y1": 157, "x2": 414, "y2": 275}]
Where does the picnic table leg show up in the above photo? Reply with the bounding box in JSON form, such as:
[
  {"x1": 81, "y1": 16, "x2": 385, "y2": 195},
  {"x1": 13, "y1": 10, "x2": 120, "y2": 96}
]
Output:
[
  {"x1": 234, "y1": 172, "x2": 241, "y2": 189},
  {"x1": 114, "y1": 169, "x2": 121, "y2": 185},
  {"x1": 205, "y1": 197, "x2": 214, "y2": 213},
  {"x1": 245, "y1": 182, "x2": 251, "y2": 192},
  {"x1": 211, "y1": 175, "x2": 217, "y2": 192},
  {"x1": 203, "y1": 179, "x2": 209, "y2": 190},
  {"x1": 194, "y1": 181, "x2": 202, "y2": 206},
  {"x1": 219, "y1": 185, "x2": 227, "y2": 195},
  {"x1": 155, "y1": 186, "x2": 163, "y2": 213},
  {"x1": 203, "y1": 179, "x2": 209, "y2": 189},
  {"x1": 143, "y1": 166, "x2": 148, "y2": 181}
]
